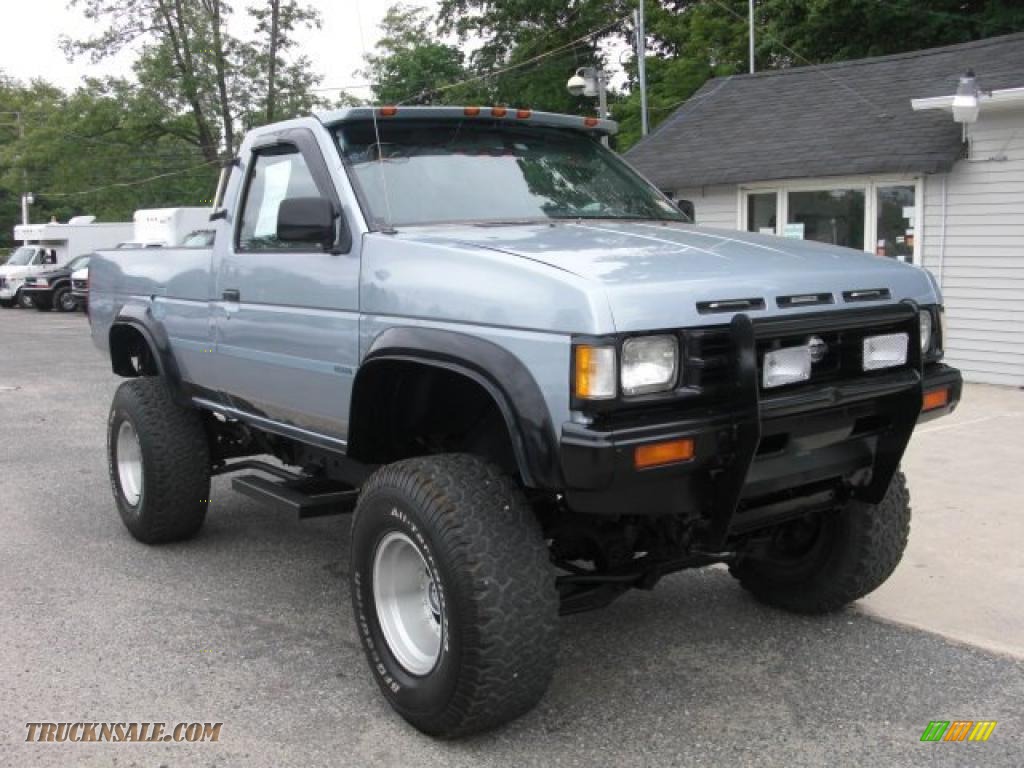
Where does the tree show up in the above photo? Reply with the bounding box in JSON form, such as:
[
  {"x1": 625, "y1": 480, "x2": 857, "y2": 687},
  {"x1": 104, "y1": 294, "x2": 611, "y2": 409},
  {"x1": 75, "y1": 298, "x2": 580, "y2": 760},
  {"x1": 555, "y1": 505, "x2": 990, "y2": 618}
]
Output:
[
  {"x1": 63, "y1": 0, "x2": 324, "y2": 159},
  {"x1": 359, "y1": 4, "x2": 476, "y2": 105}
]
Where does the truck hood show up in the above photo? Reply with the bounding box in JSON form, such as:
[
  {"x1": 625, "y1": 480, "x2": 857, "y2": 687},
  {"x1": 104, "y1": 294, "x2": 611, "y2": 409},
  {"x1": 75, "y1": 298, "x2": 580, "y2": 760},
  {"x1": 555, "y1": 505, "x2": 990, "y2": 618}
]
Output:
[{"x1": 396, "y1": 221, "x2": 940, "y2": 332}]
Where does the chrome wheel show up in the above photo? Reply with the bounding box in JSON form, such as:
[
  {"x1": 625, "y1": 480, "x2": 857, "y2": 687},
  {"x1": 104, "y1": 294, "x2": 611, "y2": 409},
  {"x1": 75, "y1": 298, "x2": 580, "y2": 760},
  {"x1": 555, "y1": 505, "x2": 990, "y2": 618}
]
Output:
[
  {"x1": 58, "y1": 291, "x2": 76, "y2": 312},
  {"x1": 116, "y1": 420, "x2": 143, "y2": 506},
  {"x1": 373, "y1": 529, "x2": 443, "y2": 675}
]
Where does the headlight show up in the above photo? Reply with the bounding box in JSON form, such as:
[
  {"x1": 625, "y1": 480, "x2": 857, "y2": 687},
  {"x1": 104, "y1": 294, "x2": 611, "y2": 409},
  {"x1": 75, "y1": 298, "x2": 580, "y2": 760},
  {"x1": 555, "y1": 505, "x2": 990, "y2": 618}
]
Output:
[
  {"x1": 621, "y1": 335, "x2": 678, "y2": 395},
  {"x1": 919, "y1": 310, "x2": 933, "y2": 353},
  {"x1": 574, "y1": 345, "x2": 616, "y2": 400}
]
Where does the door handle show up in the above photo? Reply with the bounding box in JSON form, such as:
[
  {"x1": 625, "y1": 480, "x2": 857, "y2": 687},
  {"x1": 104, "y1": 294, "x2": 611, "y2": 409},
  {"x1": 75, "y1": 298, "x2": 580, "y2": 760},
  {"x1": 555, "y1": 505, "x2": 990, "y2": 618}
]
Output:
[{"x1": 222, "y1": 289, "x2": 240, "y2": 302}]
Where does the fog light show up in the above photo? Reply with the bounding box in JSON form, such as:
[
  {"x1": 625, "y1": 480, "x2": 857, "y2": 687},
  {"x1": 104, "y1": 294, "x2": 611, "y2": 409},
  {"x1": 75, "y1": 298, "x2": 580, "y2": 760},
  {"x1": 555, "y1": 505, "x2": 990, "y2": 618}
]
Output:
[
  {"x1": 862, "y1": 332, "x2": 908, "y2": 371},
  {"x1": 763, "y1": 346, "x2": 812, "y2": 388}
]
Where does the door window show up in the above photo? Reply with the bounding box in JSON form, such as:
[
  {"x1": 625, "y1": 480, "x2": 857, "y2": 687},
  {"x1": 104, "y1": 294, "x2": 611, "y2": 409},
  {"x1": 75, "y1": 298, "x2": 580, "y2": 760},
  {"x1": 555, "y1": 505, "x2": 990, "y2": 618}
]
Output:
[
  {"x1": 746, "y1": 192, "x2": 777, "y2": 234},
  {"x1": 876, "y1": 185, "x2": 915, "y2": 261},
  {"x1": 787, "y1": 189, "x2": 865, "y2": 250},
  {"x1": 237, "y1": 148, "x2": 324, "y2": 251}
]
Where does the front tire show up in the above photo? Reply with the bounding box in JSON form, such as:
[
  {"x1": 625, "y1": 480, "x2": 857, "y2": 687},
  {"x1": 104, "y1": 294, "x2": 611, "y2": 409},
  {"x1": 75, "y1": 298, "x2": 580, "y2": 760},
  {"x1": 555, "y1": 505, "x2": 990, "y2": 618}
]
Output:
[
  {"x1": 350, "y1": 454, "x2": 558, "y2": 738},
  {"x1": 17, "y1": 290, "x2": 34, "y2": 309},
  {"x1": 54, "y1": 286, "x2": 76, "y2": 312},
  {"x1": 730, "y1": 472, "x2": 911, "y2": 614},
  {"x1": 107, "y1": 377, "x2": 211, "y2": 544}
]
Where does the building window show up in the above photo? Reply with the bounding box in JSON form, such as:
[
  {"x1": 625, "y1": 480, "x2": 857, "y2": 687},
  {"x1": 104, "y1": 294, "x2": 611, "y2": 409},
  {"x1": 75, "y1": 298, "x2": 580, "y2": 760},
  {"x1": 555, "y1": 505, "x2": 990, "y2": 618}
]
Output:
[
  {"x1": 746, "y1": 192, "x2": 777, "y2": 234},
  {"x1": 876, "y1": 185, "x2": 915, "y2": 261},
  {"x1": 787, "y1": 189, "x2": 865, "y2": 250}
]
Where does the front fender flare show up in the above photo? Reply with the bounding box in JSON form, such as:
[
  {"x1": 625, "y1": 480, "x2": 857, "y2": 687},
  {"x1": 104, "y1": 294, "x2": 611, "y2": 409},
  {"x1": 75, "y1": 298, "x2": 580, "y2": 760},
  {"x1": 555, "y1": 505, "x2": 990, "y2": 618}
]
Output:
[{"x1": 351, "y1": 327, "x2": 562, "y2": 489}]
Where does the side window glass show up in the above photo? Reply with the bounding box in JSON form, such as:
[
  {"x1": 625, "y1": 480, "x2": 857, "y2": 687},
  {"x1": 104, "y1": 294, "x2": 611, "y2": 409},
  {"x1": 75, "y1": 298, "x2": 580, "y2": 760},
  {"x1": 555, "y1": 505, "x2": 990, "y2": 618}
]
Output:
[{"x1": 237, "y1": 148, "x2": 324, "y2": 251}]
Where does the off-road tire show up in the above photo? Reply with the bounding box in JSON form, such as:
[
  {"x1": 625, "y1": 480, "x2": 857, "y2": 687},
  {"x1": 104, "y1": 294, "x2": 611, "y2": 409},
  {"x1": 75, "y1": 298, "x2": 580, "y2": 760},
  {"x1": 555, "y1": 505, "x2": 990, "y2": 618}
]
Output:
[
  {"x1": 107, "y1": 377, "x2": 210, "y2": 544},
  {"x1": 54, "y1": 286, "x2": 76, "y2": 312},
  {"x1": 730, "y1": 471, "x2": 910, "y2": 614},
  {"x1": 350, "y1": 454, "x2": 558, "y2": 738}
]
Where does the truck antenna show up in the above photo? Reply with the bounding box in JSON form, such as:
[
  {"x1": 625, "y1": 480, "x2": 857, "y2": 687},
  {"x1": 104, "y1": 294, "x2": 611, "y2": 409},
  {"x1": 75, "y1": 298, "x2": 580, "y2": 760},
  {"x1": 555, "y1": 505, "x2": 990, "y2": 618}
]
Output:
[{"x1": 355, "y1": 0, "x2": 396, "y2": 233}]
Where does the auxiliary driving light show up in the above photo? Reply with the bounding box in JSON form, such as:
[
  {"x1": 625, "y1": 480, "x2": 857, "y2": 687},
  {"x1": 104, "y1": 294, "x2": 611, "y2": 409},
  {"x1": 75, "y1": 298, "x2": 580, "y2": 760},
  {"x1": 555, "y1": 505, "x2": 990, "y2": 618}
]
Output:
[
  {"x1": 763, "y1": 345, "x2": 812, "y2": 388},
  {"x1": 862, "y1": 332, "x2": 909, "y2": 371}
]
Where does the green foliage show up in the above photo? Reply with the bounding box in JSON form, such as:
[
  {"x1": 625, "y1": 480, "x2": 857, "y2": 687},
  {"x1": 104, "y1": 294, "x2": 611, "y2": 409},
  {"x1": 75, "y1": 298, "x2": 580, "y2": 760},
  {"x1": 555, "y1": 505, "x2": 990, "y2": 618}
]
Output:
[{"x1": 359, "y1": 4, "x2": 474, "y2": 105}]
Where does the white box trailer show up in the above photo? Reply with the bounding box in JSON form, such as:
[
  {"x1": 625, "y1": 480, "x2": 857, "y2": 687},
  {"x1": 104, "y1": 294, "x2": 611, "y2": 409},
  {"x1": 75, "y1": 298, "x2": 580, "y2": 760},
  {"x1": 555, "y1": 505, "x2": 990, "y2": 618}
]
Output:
[
  {"x1": 132, "y1": 207, "x2": 212, "y2": 247},
  {"x1": 1, "y1": 216, "x2": 134, "y2": 307}
]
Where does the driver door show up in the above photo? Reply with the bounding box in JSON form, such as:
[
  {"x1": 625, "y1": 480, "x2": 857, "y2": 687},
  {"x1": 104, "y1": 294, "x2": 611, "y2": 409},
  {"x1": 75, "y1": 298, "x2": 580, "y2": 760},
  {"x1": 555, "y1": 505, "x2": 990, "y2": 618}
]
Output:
[{"x1": 213, "y1": 129, "x2": 360, "y2": 443}]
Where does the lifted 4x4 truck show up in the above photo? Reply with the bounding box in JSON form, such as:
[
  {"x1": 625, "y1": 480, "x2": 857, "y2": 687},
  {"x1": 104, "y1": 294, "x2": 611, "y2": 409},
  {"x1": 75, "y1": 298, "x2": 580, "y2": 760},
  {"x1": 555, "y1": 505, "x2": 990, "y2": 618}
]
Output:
[{"x1": 89, "y1": 107, "x2": 962, "y2": 738}]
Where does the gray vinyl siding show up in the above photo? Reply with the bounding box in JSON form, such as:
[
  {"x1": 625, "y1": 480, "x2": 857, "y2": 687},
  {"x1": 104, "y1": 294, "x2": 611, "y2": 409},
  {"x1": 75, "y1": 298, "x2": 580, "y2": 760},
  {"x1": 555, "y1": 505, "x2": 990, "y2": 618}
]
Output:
[
  {"x1": 920, "y1": 109, "x2": 1024, "y2": 387},
  {"x1": 671, "y1": 185, "x2": 737, "y2": 229}
]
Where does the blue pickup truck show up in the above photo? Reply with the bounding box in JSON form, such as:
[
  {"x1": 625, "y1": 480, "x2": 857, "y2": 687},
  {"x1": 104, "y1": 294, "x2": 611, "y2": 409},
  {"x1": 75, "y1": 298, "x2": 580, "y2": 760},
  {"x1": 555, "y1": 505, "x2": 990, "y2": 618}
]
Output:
[{"x1": 88, "y1": 106, "x2": 962, "y2": 737}]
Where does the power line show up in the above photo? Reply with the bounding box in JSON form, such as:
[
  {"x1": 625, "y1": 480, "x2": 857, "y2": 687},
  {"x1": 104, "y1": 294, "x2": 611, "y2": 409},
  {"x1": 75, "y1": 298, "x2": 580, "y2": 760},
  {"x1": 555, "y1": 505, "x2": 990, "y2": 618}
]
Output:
[{"x1": 396, "y1": 16, "x2": 628, "y2": 105}]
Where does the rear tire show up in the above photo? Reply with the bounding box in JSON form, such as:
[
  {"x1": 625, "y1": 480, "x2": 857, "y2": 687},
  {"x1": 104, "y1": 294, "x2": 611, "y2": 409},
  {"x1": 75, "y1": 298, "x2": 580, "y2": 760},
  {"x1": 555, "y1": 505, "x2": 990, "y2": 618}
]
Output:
[
  {"x1": 730, "y1": 472, "x2": 911, "y2": 614},
  {"x1": 350, "y1": 454, "x2": 558, "y2": 738},
  {"x1": 107, "y1": 377, "x2": 211, "y2": 544}
]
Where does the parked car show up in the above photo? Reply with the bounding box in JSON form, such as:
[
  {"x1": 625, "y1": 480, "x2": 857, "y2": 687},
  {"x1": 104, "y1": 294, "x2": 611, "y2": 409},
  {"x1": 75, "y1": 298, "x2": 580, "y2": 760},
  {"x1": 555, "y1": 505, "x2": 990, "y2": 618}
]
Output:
[
  {"x1": 88, "y1": 106, "x2": 962, "y2": 738},
  {"x1": 21, "y1": 254, "x2": 92, "y2": 312}
]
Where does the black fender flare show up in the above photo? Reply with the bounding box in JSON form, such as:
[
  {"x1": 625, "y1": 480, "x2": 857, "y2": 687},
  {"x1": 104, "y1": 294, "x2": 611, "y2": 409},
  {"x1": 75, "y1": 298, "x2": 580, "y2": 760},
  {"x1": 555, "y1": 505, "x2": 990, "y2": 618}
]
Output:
[
  {"x1": 109, "y1": 302, "x2": 185, "y2": 398},
  {"x1": 350, "y1": 327, "x2": 563, "y2": 489}
]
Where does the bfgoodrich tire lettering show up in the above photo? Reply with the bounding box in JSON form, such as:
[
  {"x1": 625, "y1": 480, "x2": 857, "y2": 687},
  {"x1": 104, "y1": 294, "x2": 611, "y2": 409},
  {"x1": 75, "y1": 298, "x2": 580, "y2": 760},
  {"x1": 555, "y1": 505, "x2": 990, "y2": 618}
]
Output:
[
  {"x1": 350, "y1": 454, "x2": 558, "y2": 738},
  {"x1": 730, "y1": 471, "x2": 911, "y2": 613},
  {"x1": 107, "y1": 377, "x2": 211, "y2": 544}
]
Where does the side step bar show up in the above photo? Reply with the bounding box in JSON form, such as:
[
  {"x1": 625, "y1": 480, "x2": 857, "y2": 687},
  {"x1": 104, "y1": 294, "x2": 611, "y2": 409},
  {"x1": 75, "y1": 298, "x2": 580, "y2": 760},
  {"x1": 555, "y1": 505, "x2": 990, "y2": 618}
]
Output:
[{"x1": 232, "y1": 474, "x2": 359, "y2": 519}]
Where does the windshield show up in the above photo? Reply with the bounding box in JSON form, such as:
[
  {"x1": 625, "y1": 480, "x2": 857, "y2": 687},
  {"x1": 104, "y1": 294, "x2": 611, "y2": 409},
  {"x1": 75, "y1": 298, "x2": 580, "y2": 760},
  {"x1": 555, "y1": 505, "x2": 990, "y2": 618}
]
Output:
[
  {"x1": 334, "y1": 120, "x2": 685, "y2": 227},
  {"x1": 65, "y1": 255, "x2": 90, "y2": 271},
  {"x1": 7, "y1": 247, "x2": 37, "y2": 266}
]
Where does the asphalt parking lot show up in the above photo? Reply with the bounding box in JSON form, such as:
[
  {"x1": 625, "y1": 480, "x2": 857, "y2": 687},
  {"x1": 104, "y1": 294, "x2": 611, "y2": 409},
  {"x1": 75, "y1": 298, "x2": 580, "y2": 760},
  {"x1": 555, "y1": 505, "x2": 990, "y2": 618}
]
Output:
[{"x1": 1, "y1": 309, "x2": 1022, "y2": 767}]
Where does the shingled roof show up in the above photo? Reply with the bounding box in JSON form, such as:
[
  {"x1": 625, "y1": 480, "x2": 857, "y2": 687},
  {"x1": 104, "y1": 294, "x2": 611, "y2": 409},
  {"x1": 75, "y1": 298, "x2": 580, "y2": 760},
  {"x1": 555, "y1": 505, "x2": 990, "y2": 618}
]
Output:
[{"x1": 625, "y1": 32, "x2": 1024, "y2": 189}]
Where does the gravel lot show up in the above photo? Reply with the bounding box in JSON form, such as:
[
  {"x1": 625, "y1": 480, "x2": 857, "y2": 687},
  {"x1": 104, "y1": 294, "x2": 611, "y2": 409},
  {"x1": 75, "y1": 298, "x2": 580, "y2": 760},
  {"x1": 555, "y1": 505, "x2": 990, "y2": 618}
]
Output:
[{"x1": 1, "y1": 309, "x2": 1022, "y2": 767}]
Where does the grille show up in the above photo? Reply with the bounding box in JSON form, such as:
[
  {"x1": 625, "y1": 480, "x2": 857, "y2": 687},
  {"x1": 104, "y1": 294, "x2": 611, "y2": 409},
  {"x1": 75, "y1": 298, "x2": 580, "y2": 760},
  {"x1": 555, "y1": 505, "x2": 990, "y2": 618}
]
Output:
[{"x1": 687, "y1": 308, "x2": 917, "y2": 398}]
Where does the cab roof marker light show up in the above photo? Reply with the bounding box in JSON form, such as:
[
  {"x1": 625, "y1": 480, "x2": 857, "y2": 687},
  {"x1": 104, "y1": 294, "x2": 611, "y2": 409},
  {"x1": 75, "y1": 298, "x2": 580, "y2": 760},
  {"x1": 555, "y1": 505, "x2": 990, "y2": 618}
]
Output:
[
  {"x1": 583, "y1": 117, "x2": 599, "y2": 127},
  {"x1": 464, "y1": 106, "x2": 481, "y2": 117},
  {"x1": 378, "y1": 106, "x2": 398, "y2": 117},
  {"x1": 516, "y1": 109, "x2": 532, "y2": 119},
  {"x1": 491, "y1": 107, "x2": 508, "y2": 118}
]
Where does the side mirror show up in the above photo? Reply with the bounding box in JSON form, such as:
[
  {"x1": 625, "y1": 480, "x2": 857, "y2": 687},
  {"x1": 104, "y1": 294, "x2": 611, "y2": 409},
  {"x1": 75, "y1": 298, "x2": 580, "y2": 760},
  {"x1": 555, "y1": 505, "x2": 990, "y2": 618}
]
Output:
[{"x1": 277, "y1": 197, "x2": 338, "y2": 249}]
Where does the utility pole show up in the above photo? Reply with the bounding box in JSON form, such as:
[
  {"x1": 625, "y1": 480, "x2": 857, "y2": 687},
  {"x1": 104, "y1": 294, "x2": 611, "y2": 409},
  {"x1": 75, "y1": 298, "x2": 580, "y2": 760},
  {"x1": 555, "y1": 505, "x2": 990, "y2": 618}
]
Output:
[
  {"x1": 749, "y1": 0, "x2": 755, "y2": 74},
  {"x1": 636, "y1": 4, "x2": 648, "y2": 136}
]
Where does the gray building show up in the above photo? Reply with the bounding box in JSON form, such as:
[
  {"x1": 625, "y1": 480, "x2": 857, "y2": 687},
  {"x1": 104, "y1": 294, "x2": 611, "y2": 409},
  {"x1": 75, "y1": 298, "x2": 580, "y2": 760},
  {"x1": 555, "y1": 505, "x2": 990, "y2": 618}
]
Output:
[{"x1": 627, "y1": 33, "x2": 1024, "y2": 387}]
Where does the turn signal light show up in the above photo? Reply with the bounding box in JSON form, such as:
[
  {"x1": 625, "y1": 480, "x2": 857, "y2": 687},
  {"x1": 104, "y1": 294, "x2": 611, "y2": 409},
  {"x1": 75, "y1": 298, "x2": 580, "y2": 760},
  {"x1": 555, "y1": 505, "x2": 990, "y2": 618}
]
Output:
[
  {"x1": 635, "y1": 439, "x2": 695, "y2": 470},
  {"x1": 922, "y1": 388, "x2": 950, "y2": 412}
]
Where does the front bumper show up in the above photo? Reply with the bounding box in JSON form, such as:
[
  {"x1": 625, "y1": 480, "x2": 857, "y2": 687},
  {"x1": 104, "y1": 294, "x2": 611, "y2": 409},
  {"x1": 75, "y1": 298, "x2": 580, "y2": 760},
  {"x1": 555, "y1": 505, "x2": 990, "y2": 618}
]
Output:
[{"x1": 559, "y1": 309, "x2": 962, "y2": 548}]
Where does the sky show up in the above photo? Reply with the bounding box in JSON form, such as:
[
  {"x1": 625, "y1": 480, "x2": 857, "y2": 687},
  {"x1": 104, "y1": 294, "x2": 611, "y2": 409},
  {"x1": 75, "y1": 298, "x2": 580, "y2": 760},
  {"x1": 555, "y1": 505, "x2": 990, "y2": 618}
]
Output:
[{"x1": 0, "y1": 0, "x2": 431, "y2": 97}]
